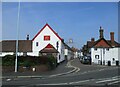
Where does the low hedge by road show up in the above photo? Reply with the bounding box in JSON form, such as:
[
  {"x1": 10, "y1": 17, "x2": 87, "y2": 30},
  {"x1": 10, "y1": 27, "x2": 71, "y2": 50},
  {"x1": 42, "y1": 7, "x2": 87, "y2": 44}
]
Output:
[{"x1": 2, "y1": 55, "x2": 57, "y2": 72}]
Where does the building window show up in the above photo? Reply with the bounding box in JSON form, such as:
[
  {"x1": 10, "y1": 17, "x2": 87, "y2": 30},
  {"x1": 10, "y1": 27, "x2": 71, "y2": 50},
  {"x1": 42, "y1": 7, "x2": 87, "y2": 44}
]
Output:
[
  {"x1": 94, "y1": 48, "x2": 97, "y2": 51},
  {"x1": 95, "y1": 55, "x2": 99, "y2": 59},
  {"x1": 106, "y1": 48, "x2": 109, "y2": 51},
  {"x1": 59, "y1": 55, "x2": 61, "y2": 60},
  {"x1": 44, "y1": 35, "x2": 50, "y2": 41},
  {"x1": 113, "y1": 58, "x2": 115, "y2": 61},
  {"x1": 36, "y1": 42, "x2": 38, "y2": 46}
]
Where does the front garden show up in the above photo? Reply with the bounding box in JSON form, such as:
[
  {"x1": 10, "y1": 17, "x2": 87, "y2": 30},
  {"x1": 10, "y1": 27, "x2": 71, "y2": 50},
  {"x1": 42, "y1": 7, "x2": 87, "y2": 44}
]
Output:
[{"x1": 2, "y1": 55, "x2": 57, "y2": 72}]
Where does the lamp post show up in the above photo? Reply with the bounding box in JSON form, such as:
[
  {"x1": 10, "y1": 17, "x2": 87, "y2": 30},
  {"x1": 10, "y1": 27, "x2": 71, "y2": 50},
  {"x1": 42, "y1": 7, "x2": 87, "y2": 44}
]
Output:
[{"x1": 15, "y1": 0, "x2": 20, "y2": 72}]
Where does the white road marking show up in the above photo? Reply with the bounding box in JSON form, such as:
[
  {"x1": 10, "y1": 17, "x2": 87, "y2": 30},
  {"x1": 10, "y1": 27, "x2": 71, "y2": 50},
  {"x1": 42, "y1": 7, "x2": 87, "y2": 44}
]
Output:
[
  {"x1": 96, "y1": 78, "x2": 119, "y2": 83},
  {"x1": 69, "y1": 80, "x2": 90, "y2": 84},
  {"x1": 6, "y1": 79, "x2": 11, "y2": 81},
  {"x1": 75, "y1": 68, "x2": 80, "y2": 73},
  {"x1": 36, "y1": 83, "x2": 68, "y2": 85},
  {"x1": 108, "y1": 80, "x2": 120, "y2": 85}
]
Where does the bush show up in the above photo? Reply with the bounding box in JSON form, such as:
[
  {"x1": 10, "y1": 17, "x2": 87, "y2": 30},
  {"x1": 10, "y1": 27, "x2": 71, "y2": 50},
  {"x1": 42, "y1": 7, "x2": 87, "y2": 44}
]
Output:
[
  {"x1": 47, "y1": 55, "x2": 57, "y2": 70},
  {"x1": 2, "y1": 55, "x2": 15, "y2": 66}
]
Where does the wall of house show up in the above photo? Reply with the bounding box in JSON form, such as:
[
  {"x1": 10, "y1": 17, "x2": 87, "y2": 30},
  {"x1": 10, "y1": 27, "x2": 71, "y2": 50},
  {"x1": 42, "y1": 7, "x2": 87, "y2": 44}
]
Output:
[
  {"x1": 91, "y1": 47, "x2": 120, "y2": 66},
  {"x1": 105, "y1": 47, "x2": 120, "y2": 65},
  {"x1": 91, "y1": 48, "x2": 101, "y2": 64},
  {"x1": 32, "y1": 26, "x2": 65, "y2": 63},
  {"x1": 74, "y1": 52, "x2": 79, "y2": 58},
  {"x1": 57, "y1": 42, "x2": 65, "y2": 63},
  {"x1": 64, "y1": 49, "x2": 73, "y2": 61},
  {"x1": 0, "y1": 52, "x2": 14, "y2": 57}
]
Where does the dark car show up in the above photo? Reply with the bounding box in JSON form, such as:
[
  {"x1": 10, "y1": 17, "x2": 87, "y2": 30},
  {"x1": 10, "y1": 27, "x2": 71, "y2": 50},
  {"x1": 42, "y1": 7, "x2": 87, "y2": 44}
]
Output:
[{"x1": 82, "y1": 56, "x2": 91, "y2": 64}]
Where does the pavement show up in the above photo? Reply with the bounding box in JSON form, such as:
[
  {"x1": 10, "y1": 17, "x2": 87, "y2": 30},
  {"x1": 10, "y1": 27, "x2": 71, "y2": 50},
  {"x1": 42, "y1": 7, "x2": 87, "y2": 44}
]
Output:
[{"x1": 2, "y1": 59, "x2": 79, "y2": 79}]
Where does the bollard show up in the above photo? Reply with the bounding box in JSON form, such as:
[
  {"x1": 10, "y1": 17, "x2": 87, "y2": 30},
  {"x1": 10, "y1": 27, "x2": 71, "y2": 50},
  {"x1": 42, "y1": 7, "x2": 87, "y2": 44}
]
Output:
[{"x1": 32, "y1": 68, "x2": 36, "y2": 71}]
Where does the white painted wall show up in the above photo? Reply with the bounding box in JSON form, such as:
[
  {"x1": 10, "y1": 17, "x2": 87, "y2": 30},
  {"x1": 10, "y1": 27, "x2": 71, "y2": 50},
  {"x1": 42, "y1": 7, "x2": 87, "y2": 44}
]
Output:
[
  {"x1": 32, "y1": 26, "x2": 65, "y2": 63},
  {"x1": 74, "y1": 52, "x2": 79, "y2": 58},
  {"x1": 64, "y1": 49, "x2": 73, "y2": 61},
  {"x1": 91, "y1": 47, "x2": 120, "y2": 66},
  {"x1": 105, "y1": 48, "x2": 119, "y2": 65},
  {"x1": 0, "y1": 52, "x2": 14, "y2": 57},
  {"x1": 0, "y1": 52, "x2": 34, "y2": 57}
]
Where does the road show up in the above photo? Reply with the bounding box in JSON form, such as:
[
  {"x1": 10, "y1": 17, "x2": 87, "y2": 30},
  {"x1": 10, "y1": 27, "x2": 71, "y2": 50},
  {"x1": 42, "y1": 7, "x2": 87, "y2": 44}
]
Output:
[{"x1": 2, "y1": 58, "x2": 120, "y2": 87}]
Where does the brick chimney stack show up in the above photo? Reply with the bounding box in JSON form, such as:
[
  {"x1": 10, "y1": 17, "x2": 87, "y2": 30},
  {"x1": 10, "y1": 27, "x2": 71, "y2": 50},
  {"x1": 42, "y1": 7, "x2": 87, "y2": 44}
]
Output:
[
  {"x1": 110, "y1": 32, "x2": 114, "y2": 45},
  {"x1": 99, "y1": 26, "x2": 104, "y2": 39},
  {"x1": 91, "y1": 38, "x2": 95, "y2": 42},
  {"x1": 26, "y1": 34, "x2": 29, "y2": 40}
]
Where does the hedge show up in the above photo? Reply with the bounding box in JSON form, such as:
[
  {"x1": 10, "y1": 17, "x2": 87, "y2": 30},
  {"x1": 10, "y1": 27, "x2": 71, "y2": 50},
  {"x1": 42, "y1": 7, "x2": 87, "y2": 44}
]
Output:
[{"x1": 2, "y1": 55, "x2": 57, "y2": 70}]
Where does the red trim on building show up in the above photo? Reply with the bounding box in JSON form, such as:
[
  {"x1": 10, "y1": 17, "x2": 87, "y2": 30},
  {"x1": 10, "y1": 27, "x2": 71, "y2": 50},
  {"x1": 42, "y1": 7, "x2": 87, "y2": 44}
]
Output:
[
  {"x1": 45, "y1": 44, "x2": 54, "y2": 48},
  {"x1": 32, "y1": 23, "x2": 62, "y2": 41}
]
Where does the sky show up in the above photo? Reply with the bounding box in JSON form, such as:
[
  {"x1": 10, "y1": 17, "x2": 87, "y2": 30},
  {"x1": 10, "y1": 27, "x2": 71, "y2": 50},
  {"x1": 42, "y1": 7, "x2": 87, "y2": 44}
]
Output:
[{"x1": 2, "y1": 2, "x2": 118, "y2": 49}]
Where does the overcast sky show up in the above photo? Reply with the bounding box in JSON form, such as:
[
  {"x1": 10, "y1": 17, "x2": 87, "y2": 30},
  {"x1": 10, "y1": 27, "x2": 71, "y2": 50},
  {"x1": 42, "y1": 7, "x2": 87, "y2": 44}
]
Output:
[{"x1": 2, "y1": 2, "x2": 118, "y2": 48}]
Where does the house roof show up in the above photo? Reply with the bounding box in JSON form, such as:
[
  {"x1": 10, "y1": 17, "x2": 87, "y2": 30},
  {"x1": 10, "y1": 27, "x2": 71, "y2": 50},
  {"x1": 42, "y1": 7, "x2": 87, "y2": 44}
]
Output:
[
  {"x1": 87, "y1": 38, "x2": 120, "y2": 48},
  {"x1": 32, "y1": 23, "x2": 62, "y2": 41},
  {"x1": 62, "y1": 40, "x2": 73, "y2": 51},
  {"x1": 1, "y1": 40, "x2": 32, "y2": 52},
  {"x1": 92, "y1": 38, "x2": 112, "y2": 48},
  {"x1": 87, "y1": 41, "x2": 95, "y2": 48},
  {"x1": 71, "y1": 47, "x2": 79, "y2": 52},
  {"x1": 107, "y1": 40, "x2": 120, "y2": 47},
  {"x1": 39, "y1": 44, "x2": 59, "y2": 53}
]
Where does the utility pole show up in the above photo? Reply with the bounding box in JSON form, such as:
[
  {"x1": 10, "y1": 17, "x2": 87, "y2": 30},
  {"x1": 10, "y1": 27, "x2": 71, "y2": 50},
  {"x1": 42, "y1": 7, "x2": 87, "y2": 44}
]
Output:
[{"x1": 15, "y1": 0, "x2": 20, "y2": 72}]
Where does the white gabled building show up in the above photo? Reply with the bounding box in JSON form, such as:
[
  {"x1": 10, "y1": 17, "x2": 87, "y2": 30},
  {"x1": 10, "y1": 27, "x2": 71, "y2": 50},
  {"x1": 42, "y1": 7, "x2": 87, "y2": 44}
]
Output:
[
  {"x1": 90, "y1": 27, "x2": 120, "y2": 66},
  {"x1": 0, "y1": 23, "x2": 74, "y2": 64},
  {"x1": 31, "y1": 23, "x2": 66, "y2": 63}
]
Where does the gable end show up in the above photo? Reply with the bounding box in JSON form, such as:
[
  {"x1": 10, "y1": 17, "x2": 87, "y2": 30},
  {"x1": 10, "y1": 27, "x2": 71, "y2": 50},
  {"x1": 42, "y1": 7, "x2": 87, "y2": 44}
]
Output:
[{"x1": 32, "y1": 23, "x2": 62, "y2": 41}]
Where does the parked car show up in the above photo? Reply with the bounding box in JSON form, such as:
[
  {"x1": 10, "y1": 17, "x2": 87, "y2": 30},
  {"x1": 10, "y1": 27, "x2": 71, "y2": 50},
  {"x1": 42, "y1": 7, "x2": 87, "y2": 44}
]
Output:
[
  {"x1": 82, "y1": 56, "x2": 91, "y2": 64},
  {"x1": 79, "y1": 56, "x2": 83, "y2": 62}
]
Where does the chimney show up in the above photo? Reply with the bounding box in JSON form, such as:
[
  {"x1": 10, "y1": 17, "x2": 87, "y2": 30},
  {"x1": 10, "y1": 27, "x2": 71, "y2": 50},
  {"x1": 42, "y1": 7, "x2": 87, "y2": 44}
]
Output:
[
  {"x1": 110, "y1": 32, "x2": 114, "y2": 45},
  {"x1": 99, "y1": 26, "x2": 104, "y2": 39},
  {"x1": 91, "y1": 38, "x2": 95, "y2": 42},
  {"x1": 26, "y1": 34, "x2": 29, "y2": 40}
]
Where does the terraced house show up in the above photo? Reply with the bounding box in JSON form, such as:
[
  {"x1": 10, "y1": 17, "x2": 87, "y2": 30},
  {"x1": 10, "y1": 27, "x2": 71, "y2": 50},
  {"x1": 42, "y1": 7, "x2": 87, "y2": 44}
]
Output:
[{"x1": 0, "y1": 24, "x2": 74, "y2": 63}]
